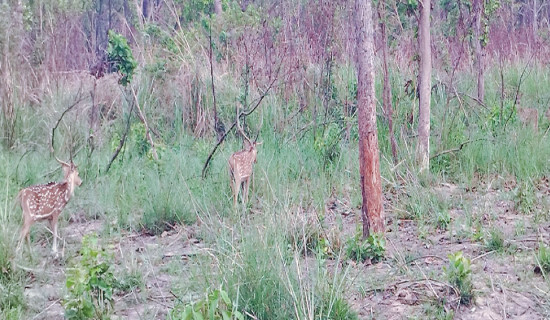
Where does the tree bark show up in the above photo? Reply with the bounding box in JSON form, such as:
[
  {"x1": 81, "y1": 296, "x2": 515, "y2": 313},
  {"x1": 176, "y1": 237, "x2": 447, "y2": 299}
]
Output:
[
  {"x1": 417, "y1": 0, "x2": 431, "y2": 173},
  {"x1": 355, "y1": 0, "x2": 384, "y2": 238},
  {"x1": 473, "y1": 0, "x2": 485, "y2": 102}
]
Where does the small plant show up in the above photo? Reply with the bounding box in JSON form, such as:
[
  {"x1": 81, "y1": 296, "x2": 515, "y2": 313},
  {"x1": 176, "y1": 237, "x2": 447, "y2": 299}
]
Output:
[
  {"x1": 514, "y1": 180, "x2": 536, "y2": 214},
  {"x1": 169, "y1": 287, "x2": 244, "y2": 320},
  {"x1": 484, "y1": 228, "x2": 505, "y2": 252},
  {"x1": 443, "y1": 251, "x2": 473, "y2": 305},
  {"x1": 64, "y1": 234, "x2": 116, "y2": 320},
  {"x1": 435, "y1": 210, "x2": 451, "y2": 230},
  {"x1": 536, "y1": 243, "x2": 550, "y2": 275},
  {"x1": 345, "y1": 233, "x2": 385, "y2": 263}
]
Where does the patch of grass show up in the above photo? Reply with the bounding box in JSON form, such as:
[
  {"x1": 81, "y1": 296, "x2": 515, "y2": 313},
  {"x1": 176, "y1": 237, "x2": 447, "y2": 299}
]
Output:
[
  {"x1": 515, "y1": 180, "x2": 536, "y2": 215},
  {"x1": 536, "y1": 243, "x2": 550, "y2": 275},
  {"x1": 484, "y1": 228, "x2": 505, "y2": 252}
]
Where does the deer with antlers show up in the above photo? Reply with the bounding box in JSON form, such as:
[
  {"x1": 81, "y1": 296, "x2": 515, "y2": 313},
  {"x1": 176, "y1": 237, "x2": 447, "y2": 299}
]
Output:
[
  {"x1": 228, "y1": 108, "x2": 262, "y2": 207},
  {"x1": 16, "y1": 157, "x2": 82, "y2": 255}
]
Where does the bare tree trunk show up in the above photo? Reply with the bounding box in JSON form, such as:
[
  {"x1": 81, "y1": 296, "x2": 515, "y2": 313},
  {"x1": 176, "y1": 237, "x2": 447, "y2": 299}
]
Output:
[
  {"x1": 533, "y1": 0, "x2": 538, "y2": 40},
  {"x1": 417, "y1": 0, "x2": 431, "y2": 172},
  {"x1": 214, "y1": 0, "x2": 222, "y2": 15},
  {"x1": 378, "y1": 2, "x2": 398, "y2": 164},
  {"x1": 473, "y1": 0, "x2": 485, "y2": 102},
  {"x1": 355, "y1": 0, "x2": 384, "y2": 238}
]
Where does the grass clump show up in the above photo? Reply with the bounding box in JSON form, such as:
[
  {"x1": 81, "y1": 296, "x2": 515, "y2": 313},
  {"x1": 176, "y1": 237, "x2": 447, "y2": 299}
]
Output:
[
  {"x1": 536, "y1": 243, "x2": 550, "y2": 275},
  {"x1": 444, "y1": 251, "x2": 473, "y2": 305},
  {"x1": 484, "y1": 228, "x2": 505, "y2": 252},
  {"x1": 345, "y1": 232, "x2": 385, "y2": 263},
  {"x1": 514, "y1": 180, "x2": 536, "y2": 215}
]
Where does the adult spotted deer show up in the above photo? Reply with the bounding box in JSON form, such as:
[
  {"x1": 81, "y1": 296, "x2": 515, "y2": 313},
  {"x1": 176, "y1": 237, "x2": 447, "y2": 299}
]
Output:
[
  {"x1": 16, "y1": 157, "x2": 82, "y2": 255},
  {"x1": 228, "y1": 109, "x2": 262, "y2": 207}
]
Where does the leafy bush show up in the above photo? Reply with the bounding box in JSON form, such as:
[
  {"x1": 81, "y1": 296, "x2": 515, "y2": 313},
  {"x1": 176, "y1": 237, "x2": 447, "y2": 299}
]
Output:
[
  {"x1": 345, "y1": 233, "x2": 385, "y2": 263},
  {"x1": 444, "y1": 251, "x2": 473, "y2": 305},
  {"x1": 107, "y1": 31, "x2": 137, "y2": 86},
  {"x1": 169, "y1": 288, "x2": 244, "y2": 320},
  {"x1": 64, "y1": 234, "x2": 116, "y2": 319}
]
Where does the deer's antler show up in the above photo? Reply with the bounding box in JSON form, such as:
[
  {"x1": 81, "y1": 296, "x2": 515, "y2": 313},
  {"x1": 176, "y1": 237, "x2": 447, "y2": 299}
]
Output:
[{"x1": 236, "y1": 104, "x2": 253, "y2": 147}]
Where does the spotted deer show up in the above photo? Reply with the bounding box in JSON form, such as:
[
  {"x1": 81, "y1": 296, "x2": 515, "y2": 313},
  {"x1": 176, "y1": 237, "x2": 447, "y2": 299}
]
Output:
[
  {"x1": 228, "y1": 109, "x2": 262, "y2": 207},
  {"x1": 16, "y1": 158, "x2": 82, "y2": 254}
]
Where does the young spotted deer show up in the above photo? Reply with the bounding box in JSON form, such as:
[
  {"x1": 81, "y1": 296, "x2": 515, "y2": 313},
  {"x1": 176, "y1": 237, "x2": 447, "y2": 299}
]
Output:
[
  {"x1": 16, "y1": 158, "x2": 82, "y2": 255},
  {"x1": 228, "y1": 110, "x2": 262, "y2": 207}
]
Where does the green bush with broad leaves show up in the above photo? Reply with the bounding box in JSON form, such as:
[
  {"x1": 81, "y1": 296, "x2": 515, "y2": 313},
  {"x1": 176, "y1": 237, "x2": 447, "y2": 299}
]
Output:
[
  {"x1": 345, "y1": 232, "x2": 385, "y2": 263},
  {"x1": 170, "y1": 288, "x2": 244, "y2": 320},
  {"x1": 444, "y1": 251, "x2": 473, "y2": 305},
  {"x1": 64, "y1": 234, "x2": 115, "y2": 320},
  {"x1": 107, "y1": 30, "x2": 137, "y2": 86}
]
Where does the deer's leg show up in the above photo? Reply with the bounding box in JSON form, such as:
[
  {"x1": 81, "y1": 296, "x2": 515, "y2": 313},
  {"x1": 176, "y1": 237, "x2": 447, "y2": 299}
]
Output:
[
  {"x1": 18, "y1": 205, "x2": 32, "y2": 252},
  {"x1": 50, "y1": 215, "x2": 59, "y2": 254},
  {"x1": 233, "y1": 177, "x2": 241, "y2": 207},
  {"x1": 243, "y1": 177, "x2": 250, "y2": 206}
]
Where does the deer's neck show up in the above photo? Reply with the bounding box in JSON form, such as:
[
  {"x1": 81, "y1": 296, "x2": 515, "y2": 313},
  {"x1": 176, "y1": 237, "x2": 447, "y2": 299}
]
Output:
[{"x1": 63, "y1": 179, "x2": 76, "y2": 200}]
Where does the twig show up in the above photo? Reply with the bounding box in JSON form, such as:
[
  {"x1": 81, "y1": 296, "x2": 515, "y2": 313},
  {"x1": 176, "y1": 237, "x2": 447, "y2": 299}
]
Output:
[
  {"x1": 472, "y1": 250, "x2": 495, "y2": 262},
  {"x1": 32, "y1": 299, "x2": 61, "y2": 319}
]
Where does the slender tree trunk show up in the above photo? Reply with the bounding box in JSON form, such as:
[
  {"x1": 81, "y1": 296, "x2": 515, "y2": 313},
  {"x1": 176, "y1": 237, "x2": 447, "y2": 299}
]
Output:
[
  {"x1": 473, "y1": 0, "x2": 485, "y2": 102},
  {"x1": 378, "y1": 3, "x2": 398, "y2": 164},
  {"x1": 355, "y1": 0, "x2": 384, "y2": 238},
  {"x1": 214, "y1": 0, "x2": 222, "y2": 15},
  {"x1": 417, "y1": 0, "x2": 431, "y2": 172},
  {"x1": 533, "y1": 0, "x2": 538, "y2": 40}
]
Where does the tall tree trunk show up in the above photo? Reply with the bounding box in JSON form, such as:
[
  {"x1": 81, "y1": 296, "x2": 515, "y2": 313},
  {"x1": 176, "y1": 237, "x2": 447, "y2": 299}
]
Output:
[
  {"x1": 473, "y1": 0, "x2": 485, "y2": 102},
  {"x1": 417, "y1": 0, "x2": 431, "y2": 172},
  {"x1": 378, "y1": 3, "x2": 398, "y2": 164},
  {"x1": 355, "y1": 0, "x2": 384, "y2": 238}
]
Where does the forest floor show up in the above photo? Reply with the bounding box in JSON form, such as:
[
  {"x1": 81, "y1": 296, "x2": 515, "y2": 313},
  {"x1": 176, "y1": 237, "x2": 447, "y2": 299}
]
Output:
[{"x1": 17, "y1": 178, "x2": 550, "y2": 320}]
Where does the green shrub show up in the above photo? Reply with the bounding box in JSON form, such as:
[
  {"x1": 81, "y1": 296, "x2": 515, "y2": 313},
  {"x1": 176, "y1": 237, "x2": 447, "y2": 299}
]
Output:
[
  {"x1": 345, "y1": 233, "x2": 385, "y2": 263},
  {"x1": 169, "y1": 288, "x2": 244, "y2": 320},
  {"x1": 484, "y1": 228, "x2": 505, "y2": 252},
  {"x1": 443, "y1": 251, "x2": 473, "y2": 305},
  {"x1": 64, "y1": 234, "x2": 116, "y2": 320}
]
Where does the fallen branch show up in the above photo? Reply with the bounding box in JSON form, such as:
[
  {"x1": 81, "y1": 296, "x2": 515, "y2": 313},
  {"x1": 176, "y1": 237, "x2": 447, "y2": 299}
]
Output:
[{"x1": 430, "y1": 138, "x2": 486, "y2": 160}]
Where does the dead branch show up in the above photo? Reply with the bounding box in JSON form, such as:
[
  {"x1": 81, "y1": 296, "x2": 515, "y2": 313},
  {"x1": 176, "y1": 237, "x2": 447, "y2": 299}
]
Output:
[
  {"x1": 105, "y1": 98, "x2": 136, "y2": 173},
  {"x1": 131, "y1": 87, "x2": 159, "y2": 161},
  {"x1": 51, "y1": 89, "x2": 86, "y2": 155},
  {"x1": 430, "y1": 138, "x2": 487, "y2": 160}
]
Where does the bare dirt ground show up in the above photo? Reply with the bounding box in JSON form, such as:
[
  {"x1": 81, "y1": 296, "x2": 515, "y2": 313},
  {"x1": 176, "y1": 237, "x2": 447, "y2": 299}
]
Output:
[{"x1": 18, "y1": 179, "x2": 550, "y2": 320}]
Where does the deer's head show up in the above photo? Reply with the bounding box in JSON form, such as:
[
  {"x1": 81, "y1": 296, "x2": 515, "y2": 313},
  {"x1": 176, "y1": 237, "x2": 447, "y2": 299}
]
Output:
[{"x1": 57, "y1": 158, "x2": 82, "y2": 189}]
